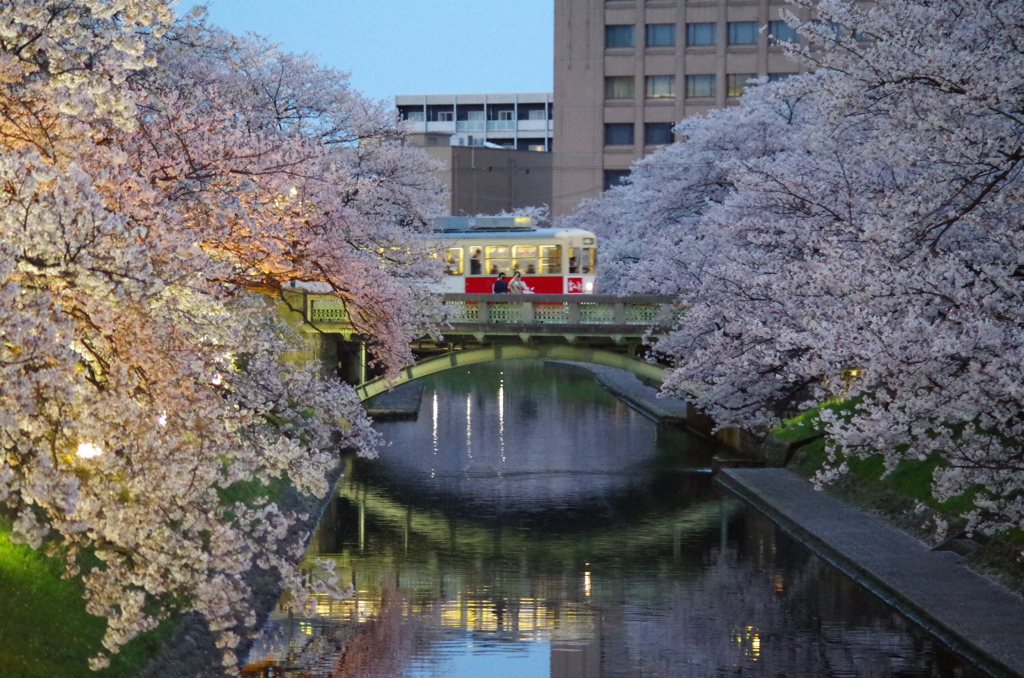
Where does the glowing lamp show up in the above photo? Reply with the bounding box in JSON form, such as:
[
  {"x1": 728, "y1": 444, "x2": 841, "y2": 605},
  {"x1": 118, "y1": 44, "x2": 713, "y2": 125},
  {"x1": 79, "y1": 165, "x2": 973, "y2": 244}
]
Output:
[{"x1": 76, "y1": 442, "x2": 103, "y2": 459}]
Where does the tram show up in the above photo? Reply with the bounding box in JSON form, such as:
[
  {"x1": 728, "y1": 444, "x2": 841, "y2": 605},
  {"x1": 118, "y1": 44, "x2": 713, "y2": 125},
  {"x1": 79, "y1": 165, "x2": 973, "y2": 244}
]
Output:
[{"x1": 431, "y1": 216, "x2": 597, "y2": 294}]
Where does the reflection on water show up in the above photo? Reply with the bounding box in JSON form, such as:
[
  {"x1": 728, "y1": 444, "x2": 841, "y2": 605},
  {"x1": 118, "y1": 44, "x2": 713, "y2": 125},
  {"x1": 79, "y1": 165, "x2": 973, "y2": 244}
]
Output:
[{"x1": 245, "y1": 361, "x2": 980, "y2": 678}]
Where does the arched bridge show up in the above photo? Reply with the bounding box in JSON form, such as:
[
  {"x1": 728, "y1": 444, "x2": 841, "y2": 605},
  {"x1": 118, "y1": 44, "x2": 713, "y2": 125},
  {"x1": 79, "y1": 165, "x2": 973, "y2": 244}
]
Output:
[
  {"x1": 354, "y1": 344, "x2": 669, "y2": 401},
  {"x1": 288, "y1": 292, "x2": 679, "y2": 398}
]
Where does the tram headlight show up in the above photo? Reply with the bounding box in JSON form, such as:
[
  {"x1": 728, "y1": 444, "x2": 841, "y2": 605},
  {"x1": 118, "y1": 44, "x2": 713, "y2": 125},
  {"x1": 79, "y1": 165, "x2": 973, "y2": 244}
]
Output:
[{"x1": 585, "y1": 282, "x2": 594, "y2": 292}]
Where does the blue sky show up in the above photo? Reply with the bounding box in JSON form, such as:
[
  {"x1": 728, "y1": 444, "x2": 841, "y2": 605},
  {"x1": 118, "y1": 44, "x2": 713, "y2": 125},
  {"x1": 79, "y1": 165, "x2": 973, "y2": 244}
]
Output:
[{"x1": 174, "y1": 0, "x2": 555, "y2": 104}]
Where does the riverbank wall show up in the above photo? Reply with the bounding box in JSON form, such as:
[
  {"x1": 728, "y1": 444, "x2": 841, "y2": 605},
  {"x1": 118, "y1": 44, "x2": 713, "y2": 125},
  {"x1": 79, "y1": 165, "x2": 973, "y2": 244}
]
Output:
[
  {"x1": 719, "y1": 468, "x2": 1024, "y2": 678},
  {"x1": 134, "y1": 464, "x2": 346, "y2": 678},
  {"x1": 545, "y1": 360, "x2": 769, "y2": 463}
]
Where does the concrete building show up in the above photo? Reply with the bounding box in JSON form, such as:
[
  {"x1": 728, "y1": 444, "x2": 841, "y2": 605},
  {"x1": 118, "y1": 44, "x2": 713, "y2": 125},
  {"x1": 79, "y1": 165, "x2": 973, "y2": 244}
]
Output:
[
  {"x1": 397, "y1": 93, "x2": 554, "y2": 152},
  {"x1": 552, "y1": 0, "x2": 809, "y2": 216},
  {"x1": 397, "y1": 93, "x2": 555, "y2": 216},
  {"x1": 404, "y1": 133, "x2": 553, "y2": 217}
]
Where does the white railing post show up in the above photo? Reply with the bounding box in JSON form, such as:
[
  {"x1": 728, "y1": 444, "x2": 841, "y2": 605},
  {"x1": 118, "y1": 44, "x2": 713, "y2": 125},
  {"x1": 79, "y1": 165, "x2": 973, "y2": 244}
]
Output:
[{"x1": 521, "y1": 298, "x2": 535, "y2": 323}]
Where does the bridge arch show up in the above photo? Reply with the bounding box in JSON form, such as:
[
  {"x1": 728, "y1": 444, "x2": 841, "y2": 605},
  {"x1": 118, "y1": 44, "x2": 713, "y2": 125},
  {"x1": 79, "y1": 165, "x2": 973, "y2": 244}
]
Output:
[{"x1": 355, "y1": 344, "x2": 666, "y2": 401}]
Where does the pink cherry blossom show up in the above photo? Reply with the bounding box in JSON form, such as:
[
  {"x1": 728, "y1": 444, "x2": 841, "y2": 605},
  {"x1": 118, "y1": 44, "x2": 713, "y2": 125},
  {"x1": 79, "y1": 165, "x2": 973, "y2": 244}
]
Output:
[{"x1": 1, "y1": 3, "x2": 443, "y2": 671}]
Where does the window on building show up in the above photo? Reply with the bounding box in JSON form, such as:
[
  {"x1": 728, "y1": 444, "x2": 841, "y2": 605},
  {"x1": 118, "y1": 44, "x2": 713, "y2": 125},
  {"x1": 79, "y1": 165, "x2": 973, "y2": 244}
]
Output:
[
  {"x1": 517, "y1": 138, "x2": 548, "y2": 151},
  {"x1": 498, "y1": 110, "x2": 514, "y2": 121},
  {"x1": 457, "y1": 107, "x2": 484, "y2": 131},
  {"x1": 605, "y1": 76, "x2": 635, "y2": 100},
  {"x1": 768, "y1": 72, "x2": 798, "y2": 82},
  {"x1": 605, "y1": 24, "x2": 635, "y2": 48},
  {"x1": 398, "y1": 106, "x2": 425, "y2": 121},
  {"x1": 604, "y1": 123, "x2": 634, "y2": 146},
  {"x1": 518, "y1": 103, "x2": 548, "y2": 121},
  {"x1": 811, "y1": 19, "x2": 844, "y2": 40},
  {"x1": 646, "y1": 23, "x2": 675, "y2": 47},
  {"x1": 768, "y1": 20, "x2": 799, "y2": 44},
  {"x1": 685, "y1": 74, "x2": 716, "y2": 98},
  {"x1": 604, "y1": 170, "x2": 631, "y2": 191},
  {"x1": 644, "y1": 122, "x2": 674, "y2": 145},
  {"x1": 645, "y1": 75, "x2": 675, "y2": 99},
  {"x1": 727, "y1": 21, "x2": 758, "y2": 45},
  {"x1": 686, "y1": 22, "x2": 716, "y2": 46},
  {"x1": 427, "y1": 104, "x2": 454, "y2": 122},
  {"x1": 727, "y1": 73, "x2": 757, "y2": 97}
]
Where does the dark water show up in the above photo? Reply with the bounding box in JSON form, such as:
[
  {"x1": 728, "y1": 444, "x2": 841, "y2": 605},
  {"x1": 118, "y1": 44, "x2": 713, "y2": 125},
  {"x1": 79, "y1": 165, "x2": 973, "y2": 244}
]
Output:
[{"x1": 246, "y1": 361, "x2": 982, "y2": 678}]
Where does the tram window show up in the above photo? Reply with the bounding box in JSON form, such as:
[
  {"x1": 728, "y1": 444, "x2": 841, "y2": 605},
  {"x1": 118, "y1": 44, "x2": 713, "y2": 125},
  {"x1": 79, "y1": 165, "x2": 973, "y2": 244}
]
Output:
[
  {"x1": 569, "y1": 247, "x2": 580, "y2": 274},
  {"x1": 444, "y1": 247, "x2": 464, "y2": 275},
  {"x1": 468, "y1": 248, "x2": 483, "y2": 275},
  {"x1": 486, "y1": 245, "x2": 510, "y2": 275},
  {"x1": 540, "y1": 245, "x2": 562, "y2": 274},
  {"x1": 582, "y1": 247, "x2": 596, "y2": 274},
  {"x1": 513, "y1": 245, "x2": 538, "y2": 275}
]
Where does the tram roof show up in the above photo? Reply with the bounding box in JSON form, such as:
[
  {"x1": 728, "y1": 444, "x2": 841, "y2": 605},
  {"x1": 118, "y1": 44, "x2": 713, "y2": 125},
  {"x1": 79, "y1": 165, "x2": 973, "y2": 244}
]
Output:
[{"x1": 428, "y1": 227, "x2": 595, "y2": 240}]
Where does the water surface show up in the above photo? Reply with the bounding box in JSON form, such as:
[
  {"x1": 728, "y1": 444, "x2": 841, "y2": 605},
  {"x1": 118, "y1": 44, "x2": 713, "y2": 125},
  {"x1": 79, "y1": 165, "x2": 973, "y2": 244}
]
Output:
[{"x1": 247, "y1": 361, "x2": 980, "y2": 677}]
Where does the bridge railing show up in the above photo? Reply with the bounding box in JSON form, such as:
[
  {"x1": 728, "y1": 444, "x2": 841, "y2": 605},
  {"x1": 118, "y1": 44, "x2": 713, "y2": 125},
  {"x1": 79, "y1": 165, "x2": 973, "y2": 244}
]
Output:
[
  {"x1": 303, "y1": 292, "x2": 680, "y2": 332},
  {"x1": 438, "y1": 293, "x2": 678, "y2": 329}
]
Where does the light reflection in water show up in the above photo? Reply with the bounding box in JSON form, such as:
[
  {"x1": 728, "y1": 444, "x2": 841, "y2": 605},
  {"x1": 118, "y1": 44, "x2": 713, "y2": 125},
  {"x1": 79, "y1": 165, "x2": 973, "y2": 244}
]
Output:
[
  {"x1": 244, "y1": 361, "x2": 983, "y2": 678},
  {"x1": 465, "y1": 394, "x2": 472, "y2": 462},
  {"x1": 498, "y1": 375, "x2": 505, "y2": 467},
  {"x1": 430, "y1": 391, "x2": 438, "y2": 479}
]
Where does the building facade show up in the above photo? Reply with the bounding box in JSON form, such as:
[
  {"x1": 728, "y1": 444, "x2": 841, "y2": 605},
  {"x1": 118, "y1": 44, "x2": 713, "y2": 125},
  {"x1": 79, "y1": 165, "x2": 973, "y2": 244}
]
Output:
[
  {"x1": 397, "y1": 92, "x2": 554, "y2": 152},
  {"x1": 405, "y1": 135, "x2": 553, "y2": 217},
  {"x1": 552, "y1": 0, "x2": 809, "y2": 216}
]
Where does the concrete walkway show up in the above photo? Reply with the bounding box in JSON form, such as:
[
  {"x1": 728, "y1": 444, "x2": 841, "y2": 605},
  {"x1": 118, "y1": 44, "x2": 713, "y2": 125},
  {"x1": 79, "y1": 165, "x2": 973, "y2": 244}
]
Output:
[
  {"x1": 719, "y1": 467, "x2": 1024, "y2": 678},
  {"x1": 547, "y1": 360, "x2": 689, "y2": 424},
  {"x1": 363, "y1": 380, "x2": 425, "y2": 419}
]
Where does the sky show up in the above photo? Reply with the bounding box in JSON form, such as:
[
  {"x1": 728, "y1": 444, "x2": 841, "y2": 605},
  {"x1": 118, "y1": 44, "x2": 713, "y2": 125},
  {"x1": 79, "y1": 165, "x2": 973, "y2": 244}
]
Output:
[{"x1": 173, "y1": 0, "x2": 555, "y2": 104}]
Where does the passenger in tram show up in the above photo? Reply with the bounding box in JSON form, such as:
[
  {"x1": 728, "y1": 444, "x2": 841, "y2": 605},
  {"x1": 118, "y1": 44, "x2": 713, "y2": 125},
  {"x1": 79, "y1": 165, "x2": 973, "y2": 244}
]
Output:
[
  {"x1": 470, "y1": 249, "x2": 482, "y2": 275},
  {"x1": 569, "y1": 256, "x2": 579, "y2": 274},
  {"x1": 489, "y1": 264, "x2": 499, "y2": 275},
  {"x1": 492, "y1": 273, "x2": 510, "y2": 294},
  {"x1": 526, "y1": 264, "x2": 536, "y2": 274}
]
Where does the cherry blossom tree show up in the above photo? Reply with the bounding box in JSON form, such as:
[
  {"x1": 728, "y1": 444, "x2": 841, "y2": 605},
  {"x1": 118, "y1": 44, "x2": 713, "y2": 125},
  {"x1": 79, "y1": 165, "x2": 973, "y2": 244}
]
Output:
[
  {"x1": 1, "y1": 2, "x2": 443, "y2": 671},
  {"x1": 584, "y1": 0, "x2": 1024, "y2": 533},
  {"x1": 564, "y1": 88, "x2": 806, "y2": 297}
]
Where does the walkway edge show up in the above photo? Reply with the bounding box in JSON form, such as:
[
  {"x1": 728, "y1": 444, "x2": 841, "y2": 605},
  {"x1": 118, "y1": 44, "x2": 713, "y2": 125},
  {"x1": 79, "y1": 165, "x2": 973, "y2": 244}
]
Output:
[{"x1": 717, "y1": 468, "x2": 1024, "y2": 678}]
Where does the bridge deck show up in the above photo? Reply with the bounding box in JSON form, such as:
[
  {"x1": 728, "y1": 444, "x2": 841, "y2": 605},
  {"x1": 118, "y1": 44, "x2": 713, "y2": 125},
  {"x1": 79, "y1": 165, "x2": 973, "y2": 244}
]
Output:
[{"x1": 299, "y1": 292, "x2": 680, "y2": 340}]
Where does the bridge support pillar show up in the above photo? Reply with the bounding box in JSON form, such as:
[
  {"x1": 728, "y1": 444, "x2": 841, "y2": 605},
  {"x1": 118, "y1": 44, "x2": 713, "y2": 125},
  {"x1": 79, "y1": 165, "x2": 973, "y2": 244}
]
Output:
[
  {"x1": 334, "y1": 339, "x2": 370, "y2": 386},
  {"x1": 283, "y1": 330, "x2": 338, "y2": 379},
  {"x1": 359, "y1": 342, "x2": 368, "y2": 384}
]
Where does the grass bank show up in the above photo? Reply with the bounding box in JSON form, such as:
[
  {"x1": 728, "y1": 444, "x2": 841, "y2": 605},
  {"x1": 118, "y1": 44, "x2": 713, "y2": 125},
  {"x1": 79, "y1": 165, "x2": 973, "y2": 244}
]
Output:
[
  {"x1": 772, "y1": 403, "x2": 1024, "y2": 596},
  {"x1": 0, "y1": 474, "x2": 300, "y2": 677},
  {"x1": 0, "y1": 521, "x2": 172, "y2": 678}
]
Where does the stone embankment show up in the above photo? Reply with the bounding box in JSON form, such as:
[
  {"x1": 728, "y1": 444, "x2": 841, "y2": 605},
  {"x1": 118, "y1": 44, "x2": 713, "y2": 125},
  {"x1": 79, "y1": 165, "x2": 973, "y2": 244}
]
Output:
[
  {"x1": 720, "y1": 468, "x2": 1024, "y2": 678},
  {"x1": 134, "y1": 467, "x2": 343, "y2": 678}
]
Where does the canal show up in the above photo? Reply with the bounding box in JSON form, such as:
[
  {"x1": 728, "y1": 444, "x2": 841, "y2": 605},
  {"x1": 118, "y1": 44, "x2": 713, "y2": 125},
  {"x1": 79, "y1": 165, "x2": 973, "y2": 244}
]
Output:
[{"x1": 246, "y1": 360, "x2": 981, "y2": 677}]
